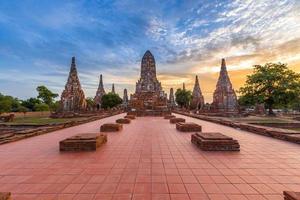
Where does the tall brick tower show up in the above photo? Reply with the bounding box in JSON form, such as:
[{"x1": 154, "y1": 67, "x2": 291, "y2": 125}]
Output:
[
  {"x1": 94, "y1": 74, "x2": 106, "y2": 110},
  {"x1": 60, "y1": 57, "x2": 87, "y2": 112},
  {"x1": 211, "y1": 58, "x2": 238, "y2": 113},
  {"x1": 190, "y1": 75, "x2": 204, "y2": 110}
]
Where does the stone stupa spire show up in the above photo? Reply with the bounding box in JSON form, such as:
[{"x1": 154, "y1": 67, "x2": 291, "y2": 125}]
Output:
[
  {"x1": 212, "y1": 58, "x2": 238, "y2": 112},
  {"x1": 190, "y1": 75, "x2": 204, "y2": 110},
  {"x1": 169, "y1": 88, "x2": 176, "y2": 107},
  {"x1": 183, "y1": 82, "x2": 186, "y2": 90},
  {"x1": 94, "y1": 74, "x2": 106, "y2": 109},
  {"x1": 112, "y1": 83, "x2": 115, "y2": 94},
  {"x1": 60, "y1": 56, "x2": 87, "y2": 112},
  {"x1": 123, "y1": 88, "x2": 128, "y2": 108}
]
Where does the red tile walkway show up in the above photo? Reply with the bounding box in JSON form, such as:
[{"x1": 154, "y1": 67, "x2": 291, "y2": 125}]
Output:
[{"x1": 0, "y1": 113, "x2": 300, "y2": 200}]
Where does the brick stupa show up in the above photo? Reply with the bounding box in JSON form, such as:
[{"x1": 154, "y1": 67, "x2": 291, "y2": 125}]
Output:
[
  {"x1": 129, "y1": 50, "x2": 169, "y2": 116},
  {"x1": 190, "y1": 75, "x2": 204, "y2": 110},
  {"x1": 60, "y1": 57, "x2": 87, "y2": 112},
  {"x1": 211, "y1": 58, "x2": 238, "y2": 113},
  {"x1": 94, "y1": 74, "x2": 106, "y2": 110},
  {"x1": 168, "y1": 88, "x2": 176, "y2": 108}
]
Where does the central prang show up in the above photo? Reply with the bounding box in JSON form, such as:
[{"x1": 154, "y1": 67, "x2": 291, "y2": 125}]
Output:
[{"x1": 129, "y1": 50, "x2": 170, "y2": 116}]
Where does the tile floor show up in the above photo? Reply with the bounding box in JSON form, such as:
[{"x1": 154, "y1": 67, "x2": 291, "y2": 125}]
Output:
[{"x1": 0, "y1": 113, "x2": 299, "y2": 200}]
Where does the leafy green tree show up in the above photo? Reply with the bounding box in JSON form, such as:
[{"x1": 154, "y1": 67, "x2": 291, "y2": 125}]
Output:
[
  {"x1": 21, "y1": 98, "x2": 41, "y2": 111},
  {"x1": 34, "y1": 103, "x2": 50, "y2": 111},
  {"x1": 36, "y1": 86, "x2": 58, "y2": 106},
  {"x1": 239, "y1": 63, "x2": 300, "y2": 115},
  {"x1": 0, "y1": 93, "x2": 21, "y2": 113},
  {"x1": 175, "y1": 89, "x2": 192, "y2": 108},
  {"x1": 101, "y1": 92, "x2": 122, "y2": 109},
  {"x1": 18, "y1": 106, "x2": 29, "y2": 117},
  {"x1": 86, "y1": 97, "x2": 95, "y2": 110}
]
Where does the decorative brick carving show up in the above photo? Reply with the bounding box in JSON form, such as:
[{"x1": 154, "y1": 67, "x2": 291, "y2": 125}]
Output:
[
  {"x1": 100, "y1": 123, "x2": 123, "y2": 132},
  {"x1": 59, "y1": 133, "x2": 107, "y2": 151},
  {"x1": 125, "y1": 115, "x2": 136, "y2": 120},
  {"x1": 60, "y1": 57, "x2": 87, "y2": 112},
  {"x1": 116, "y1": 118, "x2": 131, "y2": 124},
  {"x1": 170, "y1": 118, "x2": 186, "y2": 124},
  {"x1": 191, "y1": 132, "x2": 240, "y2": 151},
  {"x1": 176, "y1": 122, "x2": 202, "y2": 132},
  {"x1": 283, "y1": 191, "x2": 300, "y2": 200},
  {"x1": 164, "y1": 114, "x2": 176, "y2": 119}
]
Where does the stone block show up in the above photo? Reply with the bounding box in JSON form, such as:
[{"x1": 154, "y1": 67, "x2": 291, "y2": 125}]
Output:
[
  {"x1": 100, "y1": 123, "x2": 123, "y2": 132},
  {"x1": 283, "y1": 191, "x2": 300, "y2": 200},
  {"x1": 191, "y1": 132, "x2": 240, "y2": 151},
  {"x1": 176, "y1": 122, "x2": 202, "y2": 132},
  {"x1": 116, "y1": 118, "x2": 131, "y2": 124},
  {"x1": 60, "y1": 133, "x2": 107, "y2": 151},
  {"x1": 0, "y1": 192, "x2": 11, "y2": 200},
  {"x1": 164, "y1": 114, "x2": 176, "y2": 119},
  {"x1": 124, "y1": 115, "x2": 136, "y2": 120},
  {"x1": 170, "y1": 117, "x2": 186, "y2": 124}
]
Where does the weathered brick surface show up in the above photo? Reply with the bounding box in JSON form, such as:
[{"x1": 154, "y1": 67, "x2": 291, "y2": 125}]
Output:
[
  {"x1": 176, "y1": 122, "x2": 202, "y2": 132},
  {"x1": 170, "y1": 117, "x2": 185, "y2": 124},
  {"x1": 60, "y1": 133, "x2": 107, "y2": 151},
  {"x1": 124, "y1": 115, "x2": 136, "y2": 120},
  {"x1": 116, "y1": 118, "x2": 131, "y2": 124},
  {"x1": 100, "y1": 123, "x2": 123, "y2": 132},
  {"x1": 191, "y1": 132, "x2": 240, "y2": 151},
  {"x1": 283, "y1": 191, "x2": 300, "y2": 200},
  {"x1": 164, "y1": 114, "x2": 176, "y2": 119}
]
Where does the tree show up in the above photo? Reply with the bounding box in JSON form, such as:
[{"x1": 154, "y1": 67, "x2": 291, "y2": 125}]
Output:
[
  {"x1": 239, "y1": 63, "x2": 300, "y2": 115},
  {"x1": 86, "y1": 97, "x2": 95, "y2": 110},
  {"x1": 21, "y1": 98, "x2": 41, "y2": 111},
  {"x1": 36, "y1": 86, "x2": 58, "y2": 106},
  {"x1": 101, "y1": 92, "x2": 122, "y2": 109},
  {"x1": 175, "y1": 89, "x2": 192, "y2": 108},
  {"x1": 18, "y1": 106, "x2": 29, "y2": 117},
  {"x1": 0, "y1": 93, "x2": 21, "y2": 113},
  {"x1": 34, "y1": 103, "x2": 50, "y2": 111}
]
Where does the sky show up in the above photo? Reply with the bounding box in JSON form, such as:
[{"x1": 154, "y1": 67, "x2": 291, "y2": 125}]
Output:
[{"x1": 0, "y1": 0, "x2": 300, "y2": 102}]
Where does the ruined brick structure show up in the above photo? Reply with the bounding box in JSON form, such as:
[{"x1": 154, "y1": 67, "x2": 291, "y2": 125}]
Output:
[
  {"x1": 60, "y1": 57, "x2": 87, "y2": 112},
  {"x1": 129, "y1": 50, "x2": 169, "y2": 116},
  {"x1": 123, "y1": 88, "x2": 128, "y2": 108},
  {"x1": 168, "y1": 88, "x2": 176, "y2": 108},
  {"x1": 190, "y1": 75, "x2": 204, "y2": 110},
  {"x1": 94, "y1": 74, "x2": 106, "y2": 110},
  {"x1": 211, "y1": 58, "x2": 238, "y2": 113},
  {"x1": 111, "y1": 83, "x2": 115, "y2": 94}
]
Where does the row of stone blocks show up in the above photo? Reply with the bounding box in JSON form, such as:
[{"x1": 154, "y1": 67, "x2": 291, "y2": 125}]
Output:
[
  {"x1": 59, "y1": 114, "x2": 136, "y2": 152},
  {"x1": 191, "y1": 132, "x2": 240, "y2": 151},
  {"x1": 165, "y1": 114, "x2": 240, "y2": 151},
  {"x1": 284, "y1": 191, "x2": 300, "y2": 200}
]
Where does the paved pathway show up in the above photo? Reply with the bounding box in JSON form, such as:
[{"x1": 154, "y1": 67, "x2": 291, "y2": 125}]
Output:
[{"x1": 0, "y1": 113, "x2": 300, "y2": 200}]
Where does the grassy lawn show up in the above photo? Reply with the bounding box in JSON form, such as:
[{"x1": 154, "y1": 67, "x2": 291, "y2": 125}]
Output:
[
  {"x1": 2, "y1": 117, "x2": 87, "y2": 125},
  {"x1": 229, "y1": 116, "x2": 293, "y2": 124}
]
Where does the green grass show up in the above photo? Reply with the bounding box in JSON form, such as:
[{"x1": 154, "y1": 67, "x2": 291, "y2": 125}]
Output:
[{"x1": 2, "y1": 117, "x2": 86, "y2": 125}]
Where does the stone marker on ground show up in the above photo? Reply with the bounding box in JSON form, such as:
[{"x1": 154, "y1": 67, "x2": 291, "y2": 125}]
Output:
[
  {"x1": 164, "y1": 114, "x2": 176, "y2": 119},
  {"x1": 176, "y1": 122, "x2": 202, "y2": 132},
  {"x1": 125, "y1": 115, "x2": 136, "y2": 120},
  {"x1": 170, "y1": 117, "x2": 186, "y2": 124},
  {"x1": 100, "y1": 123, "x2": 123, "y2": 132},
  {"x1": 284, "y1": 191, "x2": 300, "y2": 200},
  {"x1": 60, "y1": 133, "x2": 107, "y2": 151},
  {"x1": 116, "y1": 118, "x2": 131, "y2": 124},
  {"x1": 0, "y1": 192, "x2": 11, "y2": 200},
  {"x1": 191, "y1": 132, "x2": 240, "y2": 151}
]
